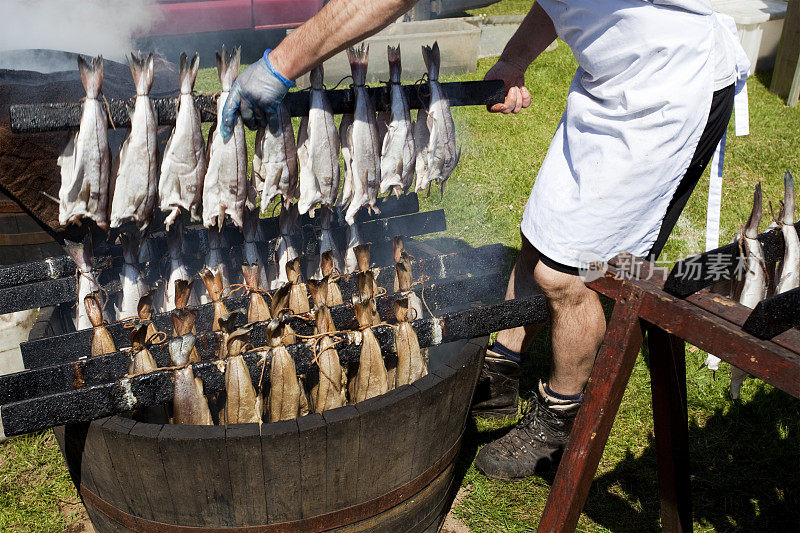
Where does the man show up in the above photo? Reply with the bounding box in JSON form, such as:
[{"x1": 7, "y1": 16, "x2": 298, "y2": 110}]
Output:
[{"x1": 221, "y1": 0, "x2": 745, "y2": 481}]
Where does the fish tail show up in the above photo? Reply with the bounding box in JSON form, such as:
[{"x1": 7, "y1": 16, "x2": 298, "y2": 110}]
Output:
[
  {"x1": 128, "y1": 51, "x2": 154, "y2": 96},
  {"x1": 421, "y1": 41, "x2": 440, "y2": 81},
  {"x1": 216, "y1": 45, "x2": 242, "y2": 91},
  {"x1": 310, "y1": 65, "x2": 324, "y2": 90},
  {"x1": 347, "y1": 44, "x2": 369, "y2": 86},
  {"x1": 179, "y1": 52, "x2": 200, "y2": 94},
  {"x1": 387, "y1": 45, "x2": 401, "y2": 84},
  {"x1": 744, "y1": 182, "x2": 762, "y2": 239},
  {"x1": 782, "y1": 170, "x2": 795, "y2": 225},
  {"x1": 78, "y1": 55, "x2": 103, "y2": 99}
]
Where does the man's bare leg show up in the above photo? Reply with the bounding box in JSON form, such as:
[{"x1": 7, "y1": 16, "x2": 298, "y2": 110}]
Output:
[
  {"x1": 474, "y1": 236, "x2": 607, "y2": 480},
  {"x1": 533, "y1": 261, "x2": 605, "y2": 395},
  {"x1": 472, "y1": 233, "x2": 542, "y2": 417},
  {"x1": 495, "y1": 232, "x2": 543, "y2": 354}
]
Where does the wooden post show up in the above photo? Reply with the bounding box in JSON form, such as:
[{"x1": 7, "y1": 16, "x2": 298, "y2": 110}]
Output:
[
  {"x1": 538, "y1": 285, "x2": 645, "y2": 532},
  {"x1": 646, "y1": 325, "x2": 692, "y2": 533},
  {"x1": 770, "y1": 0, "x2": 800, "y2": 106}
]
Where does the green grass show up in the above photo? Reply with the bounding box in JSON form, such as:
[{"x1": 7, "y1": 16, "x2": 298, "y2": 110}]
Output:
[
  {"x1": 467, "y1": 0, "x2": 536, "y2": 16},
  {"x1": 2, "y1": 1, "x2": 800, "y2": 530}
]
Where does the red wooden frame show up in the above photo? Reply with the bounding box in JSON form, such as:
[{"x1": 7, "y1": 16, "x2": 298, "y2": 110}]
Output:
[{"x1": 537, "y1": 254, "x2": 800, "y2": 533}]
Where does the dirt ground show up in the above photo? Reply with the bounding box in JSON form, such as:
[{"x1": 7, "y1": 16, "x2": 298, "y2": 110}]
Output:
[{"x1": 441, "y1": 485, "x2": 471, "y2": 533}]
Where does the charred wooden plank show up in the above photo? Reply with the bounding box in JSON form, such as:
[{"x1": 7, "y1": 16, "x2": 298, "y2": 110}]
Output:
[
  {"x1": 0, "y1": 193, "x2": 419, "y2": 290},
  {"x1": 10, "y1": 80, "x2": 505, "y2": 133},
  {"x1": 0, "y1": 209, "x2": 445, "y2": 315},
  {"x1": 0, "y1": 293, "x2": 548, "y2": 437},
  {"x1": 663, "y1": 222, "x2": 799, "y2": 298},
  {"x1": 20, "y1": 243, "x2": 503, "y2": 368},
  {"x1": 742, "y1": 286, "x2": 800, "y2": 339},
  {"x1": 6, "y1": 270, "x2": 504, "y2": 404}
]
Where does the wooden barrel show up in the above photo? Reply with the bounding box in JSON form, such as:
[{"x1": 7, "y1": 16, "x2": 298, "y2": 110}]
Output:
[
  {"x1": 56, "y1": 337, "x2": 487, "y2": 533},
  {"x1": 0, "y1": 192, "x2": 61, "y2": 266}
]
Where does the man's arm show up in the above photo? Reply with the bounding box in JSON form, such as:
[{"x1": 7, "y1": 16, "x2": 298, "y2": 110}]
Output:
[
  {"x1": 271, "y1": 0, "x2": 418, "y2": 81},
  {"x1": 486, "y1": 3, "x2": 557, "y2": 114},
  {"x1": 221, "y1": 0, "x2": 417, "y2": 137}
]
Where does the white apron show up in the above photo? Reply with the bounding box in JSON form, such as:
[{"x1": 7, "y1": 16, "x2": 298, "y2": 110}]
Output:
[{"x1": 521, "y1": 0, "x2": 718, "y2": 268}]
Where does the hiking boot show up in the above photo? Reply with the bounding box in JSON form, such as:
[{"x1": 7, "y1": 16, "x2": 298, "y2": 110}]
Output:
[
  {"x1": 471, "y1": 349, "x2": 521, "y2": 418},
  {"x1": 474, "y1": 382, "x2": 581, "y2": 480}
]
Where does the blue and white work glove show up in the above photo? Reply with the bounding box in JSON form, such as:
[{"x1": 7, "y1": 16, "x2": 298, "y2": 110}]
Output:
[{"x1": 220, "y1": 49, "x2": 295, "y2": 139}]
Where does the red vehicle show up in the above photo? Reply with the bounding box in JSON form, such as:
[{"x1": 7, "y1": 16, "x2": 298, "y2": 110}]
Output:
[
  {"x1": 149, "y1": 0, "x2": 499, "y2": 37},
  {"x1": 151, "y1": 0, "x2": 325, "y2": 36},
  {"x1": 142, "y1": 0, "x2": 498, "y2": 65}
]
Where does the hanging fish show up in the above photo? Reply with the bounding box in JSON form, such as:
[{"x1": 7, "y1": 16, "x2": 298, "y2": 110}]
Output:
[
  {"x1": 315, "y1": 207, "x2": 345, "y2": 279},
  {"x1": 223, "y1": 326, "x2": 262, "y2": 424},
  {"x1": 242, "y1": 263, "x2": 271, "y2": 323},
  {"x1": 344, "y1": 222, "x2": 363, "y2": 274},
  {"x1": 342, "y1": 45, "x2": 381, "y2": 224},
  {"x1": 241, "y1": 209, "x2": 269, "y2": 288},
  {"x1": 66, "y1": 234, "x2": 102, "y2": 330},
  {"x1": 253, "y1": 101, "x2": 298, "y2": 211},
  {"x1": 203, "y1": 45, "x2": 248, "y2": 229},
  {"x1": 297, "y1": 65, "x2": 340, "y2": 216},
  {"x1": 349, "y1": 293, "x2": 389, "y2": 403},
  {"x1": 267, "y1": 312, "x2": 309, "y2": 422},
  {"x1": 310, "y1": 304, "x2": 346, "y2": 412},
  {"x1": 393, "y1": 297, "x2": 427, "y2": 387},
  {"x1": 170, "y1": 334, "x2": 213, "y2": 425},
  {"x1": 286, "y1": 257, "x2": 311, "y2": 314},
  {"x1": 203, "y1": 226, "x2": 233, "y2": 301},
  {"x1": 58, "y1": 55, "x2": 110, "y2": 230},
  {"x1": 164, "y1": 216, "x2": 196, "y2": 311},
  {"x1": 128, "y1": 323, "x2": 169, "y2": 422},
  {"x1": 775, "y1": 171, "x2": 800, "y2": 294},
  {"x1": 117, "y1": 233, "x2": 148, "y2": 321},
  {"x1": 380, "y1": 46, "x2": 415, "y2": 197},
  {"x1": 354, "y1": 242, "x2": 379, "y2": 296},
  {"x1": 174, "y1": 279, "x2": 194, "y2": 310},
  {"x1": 171, "y1": 307, "x2": 200, "y2": 363},
  {"x1": 136, "y1": 288, "x2": 160, "y2": 344},
  {"x1": 417, "y1": 42, "x2": 460, "y2": 195},
  {"x1": 321, "y1": 251, "x2": 344, "y2": 307},
  {"x1": 339, "y1": 112, "x2": 355, "y2": 210},
  {"x1": 307, "y1": 277, "x2": 329, "y2": 308},
  {"x1": 412, "y1": 108, "x2": 430, "y2": 190},
  {"x1": 128, "y1": 323, "x2": 159, "y2": 376},
  {"x1": 393, "y1": 236, "x2": 423, "y2": 320},
  {"x1": 216, "y1": 311, "x2": 242, "y2": 360},
  {"x1": 109, "y1": 52, "x2": 158, "y2": 230},
  {"x1": 200, "y1": 266, "x2": 229, "y2": 331},
  {"x1": 273, "y1": 204, "x2": 300, "y2": 289},
  {"x1": 159, "y1": 52, "x2": 206, "y2": 229},
  {"x1": 731, "y1": 184, "x2": 768, "y2": 399},
  {"x1": 86, "y1": 291, "x2": 115, "y2": 356}
]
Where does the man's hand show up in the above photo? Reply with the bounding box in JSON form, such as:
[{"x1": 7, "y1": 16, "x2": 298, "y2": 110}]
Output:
[
  {"x1": 220, "y1": 50, "x2": 295, "y2": 140},
  {"x1": 485, "y1": 59, "x2": 531, "y2": 114}
]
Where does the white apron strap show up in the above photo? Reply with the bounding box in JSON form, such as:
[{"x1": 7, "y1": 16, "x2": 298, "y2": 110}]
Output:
[{"x1": 705, "y1": 12, "x2": 751, "y2": 252}]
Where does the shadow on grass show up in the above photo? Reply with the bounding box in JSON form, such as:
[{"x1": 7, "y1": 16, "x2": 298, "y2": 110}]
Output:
[{"x1": 579, "y1": 385, "x2": 799, "y2": 532}]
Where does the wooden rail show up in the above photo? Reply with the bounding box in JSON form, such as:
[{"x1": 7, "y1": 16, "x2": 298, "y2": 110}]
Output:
[
  {"x1": 9, "y1": 80, "x2": 505, "y2": 133},
  {"x1": 537, "y1": 254, "x2": 800, "y2": 533}
]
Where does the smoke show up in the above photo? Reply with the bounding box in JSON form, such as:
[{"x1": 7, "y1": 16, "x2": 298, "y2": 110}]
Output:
[{"x1": 0, "y1": 0, "x2": 162, "y2": 72}]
